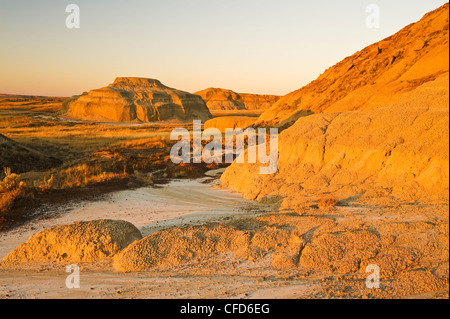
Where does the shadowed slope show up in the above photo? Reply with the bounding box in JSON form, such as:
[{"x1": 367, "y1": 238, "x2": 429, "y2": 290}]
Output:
[{"x1": 0, "y1": 134, "x2": 62, "y2": 177}]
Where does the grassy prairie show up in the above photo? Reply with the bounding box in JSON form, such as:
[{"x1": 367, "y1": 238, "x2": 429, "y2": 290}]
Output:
[{"x1": 0, "y1": 95, "x2": 221, "y2": 230}]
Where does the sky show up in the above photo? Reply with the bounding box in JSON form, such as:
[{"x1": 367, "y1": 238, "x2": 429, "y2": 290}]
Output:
[{"x1": 0, "y1": 0, "x2": 448, "y2": 97}]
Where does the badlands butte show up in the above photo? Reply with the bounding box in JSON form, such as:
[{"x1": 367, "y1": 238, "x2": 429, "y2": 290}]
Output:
[{"x1": 0, "y1": 4, "x2": 449, "y2": 299}]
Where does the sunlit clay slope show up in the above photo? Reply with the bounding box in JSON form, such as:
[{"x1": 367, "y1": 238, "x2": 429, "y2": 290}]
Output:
[
  {"x1": 221, "y1": 4, "x2": 449, "y2": 203},
  {"x1": 66, "y1": 77, "x2": 212, "y2": 123},
  {"x1": 195, "y1": 88, "x2": 280, "y2": 111},
  {"x1": 255, "y1": 3, "x2": 449, "y2": 128}
]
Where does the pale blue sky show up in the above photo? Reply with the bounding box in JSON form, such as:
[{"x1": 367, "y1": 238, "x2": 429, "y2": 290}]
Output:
[{"x1": 0, "y1": 0, "x2": 448, "y2": 96}]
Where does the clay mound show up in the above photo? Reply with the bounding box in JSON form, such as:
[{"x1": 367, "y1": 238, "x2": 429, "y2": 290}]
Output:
[
  {"x1": 299, "y1": 229, "x2": 382, "y2": 273},
  {"x1": 255, "y1": 3, "x2": 449, "y2": 127},
  {"x1": 0, "y1": 134, "x2": 62, "y2": 177},
  {"x1": 1, "y1": 220, "x2": 142, "y2": 265},
  {"x1": 66, "y1": 77, "x2": 212, "y2": 123},
  {"x1": 195, "y1": 88, "x2": 280, "y2": 111},
  {"x1": 113, "y1": 220, "x2": 306, "y2": 272},
  {"x1": 204, "y1": 116, "x2": 256, "y2": 132},
  {"x1": 113, "y1": 224, "x2": 250, "y2": 272},
  {"x1": 221, "y1": 72, "x2": 449, "y2": 202}
]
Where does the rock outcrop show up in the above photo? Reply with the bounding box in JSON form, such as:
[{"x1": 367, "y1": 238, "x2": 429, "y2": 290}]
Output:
[
  {"x1": 255, "y1": 3, "x2": 449, "y2": 128},
  {"x1": 221, "y1": 4, "x2": 449, "y2": 203},
  {"x1": 195, "y1": 88, "x2": 280, "y2": 111},
  {"x1": 66, "y1": 77, "x2": 212, "y2": 123},
  {"x1": 1, "y1": 220, "x2": 142, "y2": 265}
]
